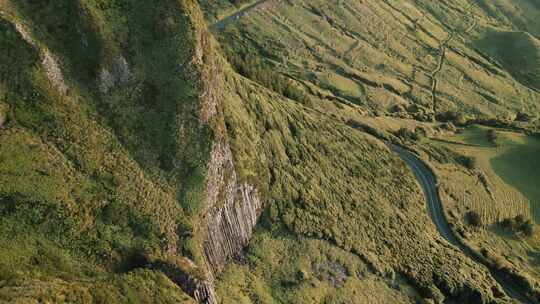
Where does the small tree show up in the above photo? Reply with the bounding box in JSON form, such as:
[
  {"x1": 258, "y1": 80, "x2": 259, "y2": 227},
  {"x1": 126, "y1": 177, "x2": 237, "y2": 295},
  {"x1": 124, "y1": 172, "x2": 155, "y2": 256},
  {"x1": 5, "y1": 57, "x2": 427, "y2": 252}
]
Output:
[
  {"x1": 456, "y1": 155, "x2": 476, "y2": 169},
  {"x1": 514, "y1": 214, "x2": 526, "y2": 226},
  {"x1": 500, "y1": 217, "x2": 514, "y2": 229},
  {"x1": 521, "y1": 220, "x2": 534, "y2": 237},
  {"x1": 515, "y1": 112, "x2": 531, "y2": 122},
  {"x1": 487, "y1": 130, "x2": 498, "y2": 146},
  {"x1": 500, "y1": 215, "x2": 534, "y2": 238},
  {"x1": 467, "y1": 211, "x2": 482, "y2": 227},
  {"x1": 396, "y1": 127, "x2": 419, "y2": 141}
]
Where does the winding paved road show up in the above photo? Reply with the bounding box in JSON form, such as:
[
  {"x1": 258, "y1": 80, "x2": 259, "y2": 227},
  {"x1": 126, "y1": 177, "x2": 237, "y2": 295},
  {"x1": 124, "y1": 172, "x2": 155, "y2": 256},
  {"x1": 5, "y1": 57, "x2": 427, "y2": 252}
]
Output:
[
  {"x1": 390, "y1": 144, "x2": 532, "y2": 304},
  {"x1": 210, "y1": 0, "x2": 269, "y2": 31}
]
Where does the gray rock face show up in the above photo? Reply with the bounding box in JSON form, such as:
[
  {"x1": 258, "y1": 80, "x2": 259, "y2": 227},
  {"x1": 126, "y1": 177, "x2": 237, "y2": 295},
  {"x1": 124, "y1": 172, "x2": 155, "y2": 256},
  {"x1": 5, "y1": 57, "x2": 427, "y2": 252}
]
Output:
[
  {"x1": 149, "y1": 257, "x2": 218, "y2": 304},
  {"x1": 112, "y1": 56, "x2": 131, "y2": 83},
  {"x1": 202, "y1": 141, "x2": 262, "y2": 277},
  {"x1": 41, "y1": 50, "x2": 68, "y2": 96},
  {"x1": 192, "y1": 282, "x2": 218, "y2": 304},
  {"x1": 188, "y1": 140, "x2": 262, "y2": 303},
  {"x1": 202, "y1": 183, "x2": 261, "y2": 277},
  {"x1": 13, "y1": 22, "x2": 68, "y2": 96},
  {"x1": 98, "y1": 68, "x2": 115, "y2": 94},
  {"x1": 98, "y1": 56, "x2": 131, "y2": 94}
]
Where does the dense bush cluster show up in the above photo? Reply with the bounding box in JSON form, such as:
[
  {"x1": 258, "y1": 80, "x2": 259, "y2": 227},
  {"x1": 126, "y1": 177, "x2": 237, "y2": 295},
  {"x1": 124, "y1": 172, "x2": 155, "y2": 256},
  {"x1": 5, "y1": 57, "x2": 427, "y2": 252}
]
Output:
[
  {"x1": 435, "y1": 111, "x2": 468, "y2": 126},
  {"x1": 396, "y1": 127, "x2": 420, "y2": 141},
  {"x1": 466, "y1": 211, "x2": 482, "y2": 227},
  {"x1": 487, "y1": 130, "x2": 498, "y2": 146},
  {"x1": 501, "y1": 215, "x2": 534, "y2": 237},
  {"x1": 218, "y1": 25, "x2": 311, "y2": 105}
]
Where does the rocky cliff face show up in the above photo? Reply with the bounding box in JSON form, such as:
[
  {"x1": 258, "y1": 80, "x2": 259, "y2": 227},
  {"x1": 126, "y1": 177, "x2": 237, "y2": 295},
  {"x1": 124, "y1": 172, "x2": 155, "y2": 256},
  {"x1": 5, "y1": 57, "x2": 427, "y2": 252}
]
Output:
[
  {"x1": 184, "y1": 138, "x2": 262, "y2": 303},
  {"x1": 13, "y1": 22, "x2": 68, "y2": 96},
  {"x1": 183, "y1": 12, "x2": 263, "y2": 302},
  {"x1": 201, "y1": 140, "x2": 262, "y2": 278}
]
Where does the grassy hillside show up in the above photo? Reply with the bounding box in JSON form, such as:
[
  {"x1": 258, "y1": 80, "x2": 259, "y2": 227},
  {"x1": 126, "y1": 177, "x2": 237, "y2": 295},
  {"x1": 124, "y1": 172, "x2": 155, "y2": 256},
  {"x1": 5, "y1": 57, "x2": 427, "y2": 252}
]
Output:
[
  {"x1": 204, "y1": 0, "x2": 540, "y2": 302},
  {"x1": 210, "y1": 67, "x2": 519, "y2": 302},
  {"x1": 491, "y1": 133, "x2": 540, "y2": 214},
  {"x1": 216, "y1": 233, "x2": 417, "y2": 303},
  {"x1": 423, "y1": 127, "x2": 540, "y2": 298},
  {"x1": 475, "y1": 29, "x2": 540, "y2": 91},
  {"x1": 0, "y1": 0, "x2": 215, "y2": 301},
  {"x1": 1, "y1": 0, "x2": 539, "y2": 303},
  {"x1": 211, "y1": 0, "x2": 540, "y2": 122}
]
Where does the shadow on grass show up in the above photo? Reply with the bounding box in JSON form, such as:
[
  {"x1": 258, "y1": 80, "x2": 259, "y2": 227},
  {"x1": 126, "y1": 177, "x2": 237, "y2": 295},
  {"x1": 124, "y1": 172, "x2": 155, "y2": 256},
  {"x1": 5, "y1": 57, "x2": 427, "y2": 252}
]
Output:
[{"x1": 490, "y1": 136, "x2": 540, "y2": 222}]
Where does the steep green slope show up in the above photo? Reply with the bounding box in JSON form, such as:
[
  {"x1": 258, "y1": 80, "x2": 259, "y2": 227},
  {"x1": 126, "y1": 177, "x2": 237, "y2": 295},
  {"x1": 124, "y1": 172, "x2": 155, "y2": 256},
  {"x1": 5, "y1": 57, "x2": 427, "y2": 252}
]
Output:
[{"x1": 0, "y1": 0, "x2": 215, "y2": 301}]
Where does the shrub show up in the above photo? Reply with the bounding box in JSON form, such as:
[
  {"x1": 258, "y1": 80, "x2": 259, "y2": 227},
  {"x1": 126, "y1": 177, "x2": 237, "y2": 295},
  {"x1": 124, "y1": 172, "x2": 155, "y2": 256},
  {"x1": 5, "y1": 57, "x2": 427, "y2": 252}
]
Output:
[
  {"x1": 466, "y1": 211, "x2": 482, "y2": 227},
  {"x1": 487, "y1": 130, "x2": 498, "y2": 146},
  {"x1": 0, "y1": 103, "x2": 7, "y2": 128},
  {"x1": 456, "y1": 155, "x2": 476, "y2": 169},
  {"x1": 521, "y1": 220, "x2": 534, "y2": 237},
  {"x1": 500, "y1": 215, "x2": 534, "y2": 237},
  {"x1": 436, "y1": 111, "x2": 468, "y2": 126},
  {"x1": 515, "y1": 112, "x2": 532, "y2": 122},
  {"x1": 345, "y1": 120, "x2": 387, "y2": 139},
  {"x1": 440, "y1": 122, "x2": 456, "y2": 132},
  {"x1": 500, "y1": 217, "x2": 514, "y2": 229},
  {"x1": 396, "y1": 127, "x2": 419, "y2": 141}
]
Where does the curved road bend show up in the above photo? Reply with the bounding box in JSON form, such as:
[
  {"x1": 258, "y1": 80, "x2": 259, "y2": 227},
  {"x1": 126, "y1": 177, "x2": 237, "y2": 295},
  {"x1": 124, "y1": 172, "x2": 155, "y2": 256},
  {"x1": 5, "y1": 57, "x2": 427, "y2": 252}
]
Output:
[
  {"x1": 389, "y1": 144, "x2": 532, "y2": 304},
  {"x1": 210, "y1": 0, "x2": 269, "y2": 31}
]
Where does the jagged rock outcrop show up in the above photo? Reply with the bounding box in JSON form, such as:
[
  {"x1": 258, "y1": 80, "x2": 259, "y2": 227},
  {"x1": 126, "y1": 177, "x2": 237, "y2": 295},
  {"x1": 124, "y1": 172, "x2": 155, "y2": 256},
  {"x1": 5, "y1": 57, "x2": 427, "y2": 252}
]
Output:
[
  {"x1": 147, "y1": 256, "x2": 218, "y2": 304},
  {"x1": 13, "y1": 22, "x2": 68, "y2": 95},
  {"x1": 200, "y1": 140, "x2": 263, "y2": 280},
  {"x1": 182, "y1": 7, "x2": 264, "y2": 300},
  {"x1": 98, "y1": 56, "x2": 131, "y2": 94}
]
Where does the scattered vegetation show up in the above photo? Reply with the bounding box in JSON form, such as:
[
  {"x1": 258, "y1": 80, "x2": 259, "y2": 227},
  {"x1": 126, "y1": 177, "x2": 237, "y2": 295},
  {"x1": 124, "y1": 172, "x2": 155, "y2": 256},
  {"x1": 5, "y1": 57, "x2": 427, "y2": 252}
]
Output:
[
  {"x1": 458, "y1": 155, "x2": 477, "y2": 170},
  {"x1": 428, "y1": 126, "x2": 540, "y2": 291},
  {"x1": 221, "y1": 32, "x2": 310, "y2": 104},
  {"x1": 211, "y1": 0, "x2": 540, "y2": 122},
  {"x1": 436, "y1": 111, "x2": 468, "y2": 126},
  {"x1": 220, "y1": 69, "x2": 509, "y2": 302},
  {"x1": 500, "y1": 215, "x2": 534, "y2": 238},
  {"x1": 396, "y1": 127, "x2": 420, "y2": 141},
  {"x1": 216, "y1": 231, "x2": 416, "y2": 303}
]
